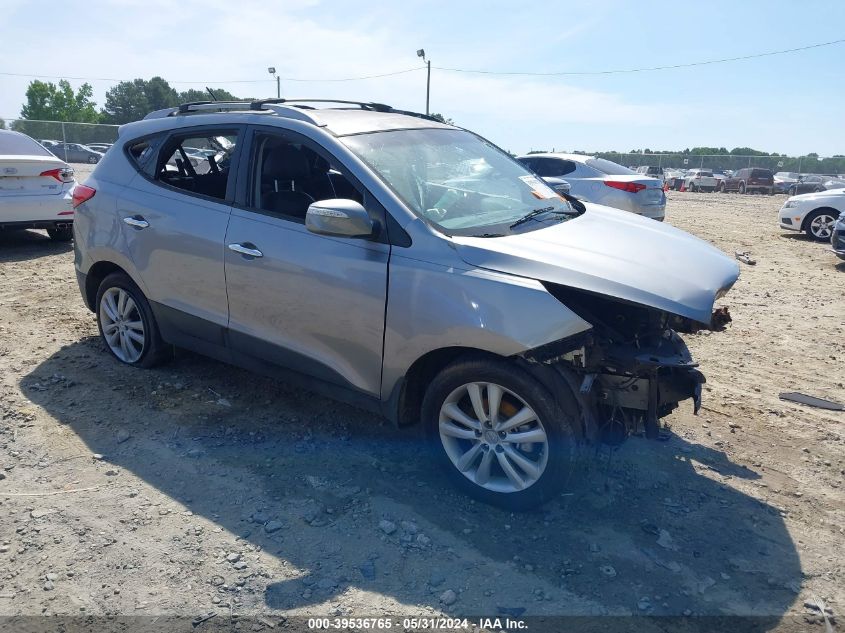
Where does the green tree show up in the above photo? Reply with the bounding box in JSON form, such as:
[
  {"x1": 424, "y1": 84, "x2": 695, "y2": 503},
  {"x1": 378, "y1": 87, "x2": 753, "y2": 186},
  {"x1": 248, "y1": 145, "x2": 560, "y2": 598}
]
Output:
[
  {"x1": 20, "y1": 80, "x2": 99, "y2": 122},
  {"x1": 177, "y1": 88, "x2": 243, "y2": 103},
  {"x1": 101, "y1": 77, "x2": 179, "y2": 124},
  {"x1": 429, "y1": 112, "x2": 454, "y2": 125},
  {"x1": 0, "y1": 118, "x2": 6, "y2": 130}
]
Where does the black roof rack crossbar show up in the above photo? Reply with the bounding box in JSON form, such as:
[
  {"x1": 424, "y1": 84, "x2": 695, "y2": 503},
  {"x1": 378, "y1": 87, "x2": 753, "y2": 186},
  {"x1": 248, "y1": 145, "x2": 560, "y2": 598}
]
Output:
[{"x1": 249, "y1": 98, "x2": 393, "y2": 112}]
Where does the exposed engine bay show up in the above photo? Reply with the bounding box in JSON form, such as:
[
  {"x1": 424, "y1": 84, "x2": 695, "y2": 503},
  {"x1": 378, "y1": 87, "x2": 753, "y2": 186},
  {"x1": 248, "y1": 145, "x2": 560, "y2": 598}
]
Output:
[{"x1": 523, "y1": 283, "x2": 731, "y2": 444}]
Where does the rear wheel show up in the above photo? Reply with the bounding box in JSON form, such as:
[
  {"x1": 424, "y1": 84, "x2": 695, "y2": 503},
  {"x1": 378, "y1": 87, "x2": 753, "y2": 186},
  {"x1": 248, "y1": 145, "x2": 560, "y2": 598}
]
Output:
[
  {"x1": 718, "y1": 182, "x2": 725, "y2": 193},
  {"x1": 95, "y1": 272, "x2": 168, "y2": 368},
  {"x1": 423, "y1": 356, "x2": 580, "y2": 510},
  {"x1": 47, "y1": 226, "x2": 73, "y2": 242},
  {"x1": 804, "y1": 210, "x2": 837, "y2": 242}
]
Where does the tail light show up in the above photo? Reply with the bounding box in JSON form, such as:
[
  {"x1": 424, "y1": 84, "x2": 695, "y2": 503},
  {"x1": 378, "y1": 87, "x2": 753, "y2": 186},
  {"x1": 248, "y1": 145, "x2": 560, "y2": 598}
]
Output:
[
  {"x1": 71, "y1": 184, "x2": 96, "y2": 208},
  {"x1": 40, "y1": 167, "x2": 75, "y2": 183},
  {"x1": 605, "y1": 181, "x2": 647, "y2": 193}
]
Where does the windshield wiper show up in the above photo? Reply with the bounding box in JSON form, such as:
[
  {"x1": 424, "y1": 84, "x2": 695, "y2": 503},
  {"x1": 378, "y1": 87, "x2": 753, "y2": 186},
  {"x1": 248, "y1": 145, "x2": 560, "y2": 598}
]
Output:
[{"x1": 509, "y1": 206, "x2": 573, "y2": 229}]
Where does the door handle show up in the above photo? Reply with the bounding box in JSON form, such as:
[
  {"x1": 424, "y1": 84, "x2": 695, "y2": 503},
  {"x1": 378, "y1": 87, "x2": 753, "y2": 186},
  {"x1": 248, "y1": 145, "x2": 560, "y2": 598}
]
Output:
[
  {"x1": 228, "y1": 242, "x2": 263, "y2": 258},
  {"x1": 123, "y1": 216, "x2": 150, "y2": 229}
]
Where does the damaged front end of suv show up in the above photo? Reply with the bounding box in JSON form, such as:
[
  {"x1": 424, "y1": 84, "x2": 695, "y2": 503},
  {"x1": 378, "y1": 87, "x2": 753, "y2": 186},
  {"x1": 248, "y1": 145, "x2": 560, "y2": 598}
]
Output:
[
  {"x1": 452, "y1": 203, "x2": 740, "y2": 447},
  {"x1": 524, "y1": 284, "x2": 731, "y2": 444}
]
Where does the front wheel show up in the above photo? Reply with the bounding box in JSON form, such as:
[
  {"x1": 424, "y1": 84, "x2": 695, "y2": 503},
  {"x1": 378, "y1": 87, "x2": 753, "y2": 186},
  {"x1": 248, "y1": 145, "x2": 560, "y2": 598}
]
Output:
[
  {"x1": 739, "y1": 183, "x2": 746, "y2": 194},
  {"x1": 804, "y1": 210, "x2": 837, "y2": 242},
  {"x1": 87, "y1": 155, "x2": 99, "y2": 164},
  {"x1": 95, "y1": 272, "x2": 168, "y2": 368},
  {"x1": 422, "y1": 356, "x2": 579, "y2": 510},
  {"x1": 718, "y1": 183, "x2": 725, "y2": 193}
]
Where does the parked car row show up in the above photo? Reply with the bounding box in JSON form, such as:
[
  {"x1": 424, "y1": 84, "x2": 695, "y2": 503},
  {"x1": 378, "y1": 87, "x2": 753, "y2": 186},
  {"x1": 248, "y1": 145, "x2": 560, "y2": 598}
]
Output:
[
  {"x1": 638, "y1": 165, "x2": 845, "y2": 196},
  {"x1": 773, "y1": 171, "x2": 845, "y2": 195}
]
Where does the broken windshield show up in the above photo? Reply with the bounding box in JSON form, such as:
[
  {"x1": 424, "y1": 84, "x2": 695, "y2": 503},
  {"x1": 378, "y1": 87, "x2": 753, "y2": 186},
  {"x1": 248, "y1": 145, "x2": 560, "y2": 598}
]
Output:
[{"x1": 341, "y1": 128, "x2": 575, "y2": 236}]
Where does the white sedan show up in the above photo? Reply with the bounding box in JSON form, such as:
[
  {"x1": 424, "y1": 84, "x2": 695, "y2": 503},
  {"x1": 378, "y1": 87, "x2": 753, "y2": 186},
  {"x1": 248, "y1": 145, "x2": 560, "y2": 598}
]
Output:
[
  {"x1": 517, "y1": 153, "x2": 666, "y2": 220},
  {"x1": 778, "y1": 188, "x2": 845, "y2": 242},
  {"x1": 0, "y1": 130, "x2": 77, "y2": 241}
]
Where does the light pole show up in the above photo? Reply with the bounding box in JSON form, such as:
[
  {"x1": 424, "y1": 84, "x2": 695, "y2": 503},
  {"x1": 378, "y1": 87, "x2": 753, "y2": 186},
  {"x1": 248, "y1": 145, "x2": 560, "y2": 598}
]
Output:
[
  {"x1": 268, "y1": 67, "x2": 280, "y2": 99},
  {"x1": 416, "y1": 49, "x2": 430, "y2": 115}
]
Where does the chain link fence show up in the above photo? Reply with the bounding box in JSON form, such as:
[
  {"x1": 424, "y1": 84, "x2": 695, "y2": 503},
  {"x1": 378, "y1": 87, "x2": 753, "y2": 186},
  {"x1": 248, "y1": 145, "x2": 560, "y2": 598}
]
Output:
[{"x1": 0, "y1": 118, "x2": 120, "y2": 164}]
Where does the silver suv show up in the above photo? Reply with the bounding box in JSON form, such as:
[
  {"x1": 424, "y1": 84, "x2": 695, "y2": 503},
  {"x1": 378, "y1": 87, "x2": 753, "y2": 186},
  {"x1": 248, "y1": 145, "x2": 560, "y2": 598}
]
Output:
[{"x1": 73, "y1": 99, "x2": 739, "y2": 509}]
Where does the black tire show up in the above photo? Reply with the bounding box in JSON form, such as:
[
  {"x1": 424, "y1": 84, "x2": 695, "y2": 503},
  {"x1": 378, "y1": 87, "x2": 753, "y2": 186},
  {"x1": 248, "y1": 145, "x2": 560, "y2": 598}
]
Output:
[
  {"x1": 788, "y1": 186, "x2": 796, "y2": 196},
  {"x1": 718, "y1": 182, "x2": 725, "y2": 193},
  {"x1": 739, "y1": 182, "x2": 746, "y2": 194},
  {"x1": 422, "y1": 355, "x2": 580, "y2": 510},
  {"x1": 803, "y1": 209, "x2": 837, "y2": 242},
  {"x1": 46, "y1": 226, "x2": 73, "y2": 242},
  {"x1": 87, "y1": 155, "x2": 98, "y2": 164},
  {"x1": 95, "y1": 272, "x2": 168, "y2": 368}
]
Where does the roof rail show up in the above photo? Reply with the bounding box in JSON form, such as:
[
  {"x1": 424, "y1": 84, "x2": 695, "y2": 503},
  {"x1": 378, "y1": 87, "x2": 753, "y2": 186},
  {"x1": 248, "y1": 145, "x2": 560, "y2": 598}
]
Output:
[{"x1": 141, "y1": 98, "x2": 444, "y2": 127}]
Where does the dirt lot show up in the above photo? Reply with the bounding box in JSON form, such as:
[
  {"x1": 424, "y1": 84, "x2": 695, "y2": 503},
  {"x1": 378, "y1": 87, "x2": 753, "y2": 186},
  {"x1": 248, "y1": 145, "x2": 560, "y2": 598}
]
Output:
[{"x1": 1, "y1": 184, "x2": 843, "y2": 631}]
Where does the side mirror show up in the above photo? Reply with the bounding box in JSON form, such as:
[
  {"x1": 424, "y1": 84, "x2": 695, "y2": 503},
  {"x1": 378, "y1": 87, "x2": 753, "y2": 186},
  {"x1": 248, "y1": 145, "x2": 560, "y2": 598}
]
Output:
[{"x1": 305, "y1": 199, "x2": 375, "y2": 239}]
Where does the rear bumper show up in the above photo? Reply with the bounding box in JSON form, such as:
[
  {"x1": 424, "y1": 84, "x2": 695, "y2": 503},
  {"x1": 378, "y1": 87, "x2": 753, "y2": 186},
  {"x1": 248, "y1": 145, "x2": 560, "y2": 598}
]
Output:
[
  {"x1": 747, "y1": 185, "x2": 773, "y2": 193},
  {"x1": 0, "y1": 190, "x2": 75, "y2": 224},
  {"x1": 0, "y1": 219, "x2": 73, "y2": 231}
]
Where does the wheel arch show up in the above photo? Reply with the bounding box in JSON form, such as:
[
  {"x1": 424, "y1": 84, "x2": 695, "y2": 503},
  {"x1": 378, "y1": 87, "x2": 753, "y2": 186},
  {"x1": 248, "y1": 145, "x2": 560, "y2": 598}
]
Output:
[
  {"x1": 385, "y1": 345, "x2": 585, "y2": 440},
  {"x1": 84, "y1": 260, "x2": 134, "y2": 312},
  {"x1": 386, "y1": 346, "x2": 502, "y2": 427},
  {"x1": 801, "y1": 206, "x2": 839, "y2": 232}
]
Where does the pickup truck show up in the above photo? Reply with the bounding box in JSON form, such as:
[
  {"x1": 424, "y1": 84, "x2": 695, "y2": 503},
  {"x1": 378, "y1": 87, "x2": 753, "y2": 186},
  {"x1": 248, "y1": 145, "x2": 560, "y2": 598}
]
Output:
[{"x1": 684, "y1": 169, "x2": 718, "y2": 192}]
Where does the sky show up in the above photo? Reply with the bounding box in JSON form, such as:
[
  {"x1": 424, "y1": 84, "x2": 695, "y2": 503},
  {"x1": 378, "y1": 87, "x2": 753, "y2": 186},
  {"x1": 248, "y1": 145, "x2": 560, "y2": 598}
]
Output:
[{"x1": 0, "y1": 0, "x2": 843, "y2": 156}]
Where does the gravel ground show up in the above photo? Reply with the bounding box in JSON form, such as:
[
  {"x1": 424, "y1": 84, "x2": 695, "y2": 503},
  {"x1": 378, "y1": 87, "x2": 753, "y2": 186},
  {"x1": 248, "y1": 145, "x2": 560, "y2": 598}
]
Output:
[{"x1": 0, "y1": 185, "x2": 843, "y2": 631}]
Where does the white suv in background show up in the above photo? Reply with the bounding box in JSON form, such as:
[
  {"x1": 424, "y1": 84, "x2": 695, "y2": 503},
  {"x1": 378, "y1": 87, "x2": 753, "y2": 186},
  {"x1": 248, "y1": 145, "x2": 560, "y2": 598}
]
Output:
[
  {"x1": 0, "y1": 129, "x2": 77, "y2": 241},
  {"x1": 684, "y1": 169, "x2": 718, "y2": 192}
]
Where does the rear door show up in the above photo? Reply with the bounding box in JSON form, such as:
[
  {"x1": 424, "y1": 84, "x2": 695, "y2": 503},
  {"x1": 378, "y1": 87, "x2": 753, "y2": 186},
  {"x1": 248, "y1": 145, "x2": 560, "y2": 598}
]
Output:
[
  {"x1": 117, "y1": 125, "x2": 243, "y2": 351},
  {"x1": 223, "y1": 125, "x2": 389, "y2": 397}
]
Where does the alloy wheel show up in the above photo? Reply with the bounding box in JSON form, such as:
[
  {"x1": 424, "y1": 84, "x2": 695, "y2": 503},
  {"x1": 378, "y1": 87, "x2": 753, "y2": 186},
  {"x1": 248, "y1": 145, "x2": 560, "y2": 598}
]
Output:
[
  {"x1": 810, "y1": 214, "x2": 835, "y2": 240},
  {"x1": 99, "y1": 287, "x2": 145, "y2": 363},
  {"x1": 438, "y1": 382, "x2": 548, "y2": 493}
]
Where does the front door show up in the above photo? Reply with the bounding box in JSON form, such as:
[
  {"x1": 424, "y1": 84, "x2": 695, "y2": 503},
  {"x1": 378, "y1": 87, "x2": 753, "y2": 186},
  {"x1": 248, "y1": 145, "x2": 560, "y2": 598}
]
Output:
[{"x1": 223, "y1": 127, "x2": 389, "y2": 397}]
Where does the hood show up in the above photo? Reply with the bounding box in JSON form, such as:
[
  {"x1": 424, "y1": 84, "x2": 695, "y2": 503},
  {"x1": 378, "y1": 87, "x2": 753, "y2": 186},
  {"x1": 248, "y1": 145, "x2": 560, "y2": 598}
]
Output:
[
  {"x1": 796, "y1": 187, "x2": 845, "y2": 200},
  {"x1": 451, "y1": 204, "x2": 740, "y2": 324}
]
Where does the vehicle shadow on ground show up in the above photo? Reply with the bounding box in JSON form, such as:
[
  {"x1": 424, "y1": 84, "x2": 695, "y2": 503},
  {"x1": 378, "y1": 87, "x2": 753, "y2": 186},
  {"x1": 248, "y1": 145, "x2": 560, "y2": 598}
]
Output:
[
  {"x1": 23, "y1": 338, "x2": 803, "y2": 628},
  {"x1": 0, "y1": 229, "x2": 72, "y2": 262}
]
